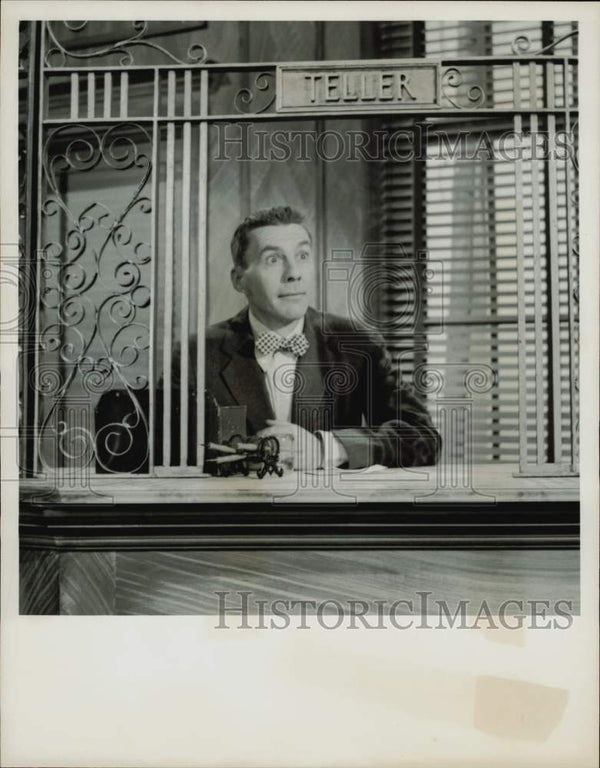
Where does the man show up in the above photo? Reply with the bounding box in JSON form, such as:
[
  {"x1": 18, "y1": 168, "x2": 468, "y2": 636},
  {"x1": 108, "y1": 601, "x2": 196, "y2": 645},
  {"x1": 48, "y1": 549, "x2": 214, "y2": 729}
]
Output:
[{"x1": 206, "y1": 206, "x2": 439, "y2": 470}]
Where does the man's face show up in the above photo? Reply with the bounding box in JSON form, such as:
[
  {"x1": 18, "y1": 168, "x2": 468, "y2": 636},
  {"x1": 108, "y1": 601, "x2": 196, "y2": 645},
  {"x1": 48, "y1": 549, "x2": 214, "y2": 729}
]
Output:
[{"x1": 231, "y1": 223, "x2": 314, "y2": 330}]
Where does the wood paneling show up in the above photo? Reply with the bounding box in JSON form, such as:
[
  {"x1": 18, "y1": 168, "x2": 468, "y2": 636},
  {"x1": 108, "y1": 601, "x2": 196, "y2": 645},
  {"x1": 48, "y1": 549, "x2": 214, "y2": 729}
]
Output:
[
  {"x1": 117, "y1": 549, "x2": 579, "y2": 616},
  {"x1": 21, "y1": 548, "x2": 579, "y2": 616},
  {"x1": 20, "y1": 549, "x2": 60, "y2": 615},
  {"x1": 59, "y1": 552, "x2": 117, "y2": 615}
]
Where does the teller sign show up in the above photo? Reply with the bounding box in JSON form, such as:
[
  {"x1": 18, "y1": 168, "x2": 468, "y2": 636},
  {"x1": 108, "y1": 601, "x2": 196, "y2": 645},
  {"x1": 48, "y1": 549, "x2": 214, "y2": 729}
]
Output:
[{"x1": 276, "y1": 60, "x2": 440, "y2": 113}]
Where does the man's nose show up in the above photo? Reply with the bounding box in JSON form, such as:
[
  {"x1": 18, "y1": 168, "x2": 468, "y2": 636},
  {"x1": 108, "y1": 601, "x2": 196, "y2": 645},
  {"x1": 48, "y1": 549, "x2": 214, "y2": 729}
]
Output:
[{"x1": 282, "y1": 256, "x2": 301, "y2": 281}]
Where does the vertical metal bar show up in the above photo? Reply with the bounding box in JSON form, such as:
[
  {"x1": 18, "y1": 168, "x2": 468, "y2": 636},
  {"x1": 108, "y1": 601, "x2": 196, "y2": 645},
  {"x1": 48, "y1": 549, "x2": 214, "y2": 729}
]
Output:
[
  {"x1": 196, "y1": 69, "x2": 208, "y2": 469},
  {"x1": 545, "y1": 63, "x2": 563, "y2": 463},
  {"x1": 451, "y1": 407, "x2": 457, "y2": 488},
  {"x1": 412, "y1": 120, "x2": 428, "y2": 375},
  {"x1": 179, "y1": 70, "x2": 192, "y2": 465},
  {"x1": 148, "y1": 69, "x2": 160, "y2": 473},
  {"x1": 103, "y1": 72, "x2": 112, "y2": 118},
  {"x1": 314, "y1": 137, "x2": 326, "y2": 310},
  {"x1": 481, "y1": 18, "x2": 498, "y2": 455},
  {"x1": 70, "y1": 72, "x2": 78, "y2": 119},
  {"x1": 23, "y1": 21, "x2": 41, "y2": 475},
  {"x1": 20, "y1": 79, "x2": 31, "y2": 473},
  {"x1": 529, "y1": 64, "x2": 545, "y2": 464},
  {"x1": 513, "y1": 64, "x2": 528, "y2": 473},
  {"x1": 162, "y1": 70, "x2": 176, "y2": 466},
  {"x1": 314, "y1": 22, "x2": 326, "y2": 309},
  {"x1": 32, "y1": 21, "x2": 47, "y2": 475},
  {"x1": 483, "y1": 41, "x2": 500, "y2": 460},
  {"x1": 563, "y1": 57, "x2": 578, "y2": 469},
  {"x1": 119, "y1": 71, "x2": 128, "y2": 118},
  {"x1": 56, "y1": 173, "x2": 68, "y2": 471},
  {"x1": 239, "y1": 23, "x2": 251, "y2": 215},
  {"x1": 86, "y1": 72, "x2": 95, "y2": 118}
]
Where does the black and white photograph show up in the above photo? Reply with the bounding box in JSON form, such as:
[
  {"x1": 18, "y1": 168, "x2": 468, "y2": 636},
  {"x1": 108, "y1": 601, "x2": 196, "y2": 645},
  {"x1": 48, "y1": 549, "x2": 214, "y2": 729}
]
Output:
[
  {"x1": 1, "y1": 3, "x2": 598, "y2": 767},
  {"x1": 16, "y1": 15, "x2": 581, "y2": 610}
]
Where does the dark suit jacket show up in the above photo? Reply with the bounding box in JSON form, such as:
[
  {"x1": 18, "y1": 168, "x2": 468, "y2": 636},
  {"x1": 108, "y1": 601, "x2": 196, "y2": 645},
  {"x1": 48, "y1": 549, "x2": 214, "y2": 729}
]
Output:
[
  {"x1": 203, "y1": 306, "x2": 439, "y2": 469},
  {"x1": 95, "y1": 307, "x2": 439, "y2": 472}
]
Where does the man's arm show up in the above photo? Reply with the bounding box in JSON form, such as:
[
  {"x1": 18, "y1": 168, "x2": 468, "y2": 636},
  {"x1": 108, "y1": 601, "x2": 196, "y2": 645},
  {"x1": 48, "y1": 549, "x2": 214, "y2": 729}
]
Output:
[{"x1": 331, "y1": 332, "x2": 440, "y2": 470}]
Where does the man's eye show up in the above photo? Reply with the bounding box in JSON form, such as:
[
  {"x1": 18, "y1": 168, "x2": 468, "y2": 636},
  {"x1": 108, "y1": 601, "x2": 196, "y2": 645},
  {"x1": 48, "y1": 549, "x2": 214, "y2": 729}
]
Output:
[
  {"x1": 298, "y1": 251, "x2": 310, "y2": 260},
  {"x1": 265, "y1": 253, "x2": 280, "y2": 265}
]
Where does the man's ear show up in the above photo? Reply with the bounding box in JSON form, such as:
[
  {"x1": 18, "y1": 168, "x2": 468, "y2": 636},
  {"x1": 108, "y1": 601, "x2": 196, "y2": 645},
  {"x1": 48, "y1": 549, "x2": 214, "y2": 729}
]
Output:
[{"x1": 231, "y1": 266, "x2": 245, "y2": 294}]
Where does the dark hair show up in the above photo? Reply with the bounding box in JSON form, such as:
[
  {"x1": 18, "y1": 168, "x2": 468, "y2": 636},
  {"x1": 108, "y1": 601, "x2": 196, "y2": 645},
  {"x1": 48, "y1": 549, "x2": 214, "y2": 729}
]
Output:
[{"x1": 230, "y1": 206, "x2": 310, "y2": 268}]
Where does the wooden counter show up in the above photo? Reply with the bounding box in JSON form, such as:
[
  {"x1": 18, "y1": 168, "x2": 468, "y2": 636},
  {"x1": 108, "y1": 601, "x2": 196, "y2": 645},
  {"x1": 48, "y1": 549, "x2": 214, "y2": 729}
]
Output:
[
  {"x1": 19, "y1": 463, "x2": 579, "y2": 615},
  {"x1": 20, "y1": 462, "x2": 579, "y2": 506}
]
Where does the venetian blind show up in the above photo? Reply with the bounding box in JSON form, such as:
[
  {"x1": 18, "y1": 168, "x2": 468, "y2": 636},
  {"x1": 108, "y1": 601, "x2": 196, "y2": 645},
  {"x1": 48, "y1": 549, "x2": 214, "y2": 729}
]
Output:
[{"x1": 377, "y1": 20, "x2": 578, "y2": 465}]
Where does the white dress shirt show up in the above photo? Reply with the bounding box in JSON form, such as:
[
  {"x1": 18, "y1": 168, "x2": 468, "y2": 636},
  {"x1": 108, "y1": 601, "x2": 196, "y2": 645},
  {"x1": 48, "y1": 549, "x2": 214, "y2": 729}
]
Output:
[
  {"x1": 248, "y1": 311, "x2": 348, "y2": 468},
  {"x1": 249, "y1": 311, "x2": 301, "y2": 423}
]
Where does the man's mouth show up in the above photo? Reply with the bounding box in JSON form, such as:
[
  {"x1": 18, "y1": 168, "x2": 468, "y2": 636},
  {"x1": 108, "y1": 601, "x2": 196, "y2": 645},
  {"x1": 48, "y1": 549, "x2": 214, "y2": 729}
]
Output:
[{"x1": 279, "y1": 292, "x2": 306, "y2": 298}]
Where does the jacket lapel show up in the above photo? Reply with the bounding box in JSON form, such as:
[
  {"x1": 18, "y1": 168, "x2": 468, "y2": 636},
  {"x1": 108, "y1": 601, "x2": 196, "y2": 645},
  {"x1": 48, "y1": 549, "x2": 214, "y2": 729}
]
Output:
[
  {"x1": 219, "y1": 306, "x2": 329, "y2": 434},
  {"x1": 220, "y1": 308, "x2": 274, "y2": 433},
  {"x1": 292, "y1": 307, "x2": 328, "y2": 431}
]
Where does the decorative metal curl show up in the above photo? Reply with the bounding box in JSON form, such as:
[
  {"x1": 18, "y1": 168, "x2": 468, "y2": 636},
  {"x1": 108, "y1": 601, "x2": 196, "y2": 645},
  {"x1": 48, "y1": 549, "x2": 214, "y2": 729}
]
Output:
[
  {"x1": 57, "y1": 327, "x2": 86, "y2": 364},
  {"x1": 56, "y1": 421, "x2": 95, "y2": 463},
  {"x1": 510, "y1": 29, "x2": 578, "y2": 56},
  {"x1": 234, "y1": 72, "x2": 276, "y2": 115},
  {"x1": 442, "y1": 68, "x2": 485, "y2": 110},
  {"x1": 30, "y1": 366, "x2": 63, "y2": 396},
  {"x1": 94, "y1": 396, "x2": 149, "y2": 473},
  {"x1": 57, "y1": 294, "x2": 89, "y2": 328},
  {"x1": 101, "y1": 128, "x2": 151, "y2": 173},
  {"x1": 110, "y1": 323, "x2": 149, "y2": 372},
  {"x1": 80, "y1": 357, "x2": 115, "y2": 395},
  {"x1": 39, "y1": 324, "x2": 63, "y2": 353},
  {"x1": 511, "y1": 35, "x2": 532, "y2": 55},
  {"x1": 44, "y1": 20, "x2": 209, "y2": 68}
]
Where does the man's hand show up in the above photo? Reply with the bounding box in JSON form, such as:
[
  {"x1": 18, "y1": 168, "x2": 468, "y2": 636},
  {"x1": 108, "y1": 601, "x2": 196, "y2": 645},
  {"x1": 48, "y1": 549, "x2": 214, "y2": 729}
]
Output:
[{"x1": 255, "y1": 420, "x2": 323, "y2": 470}]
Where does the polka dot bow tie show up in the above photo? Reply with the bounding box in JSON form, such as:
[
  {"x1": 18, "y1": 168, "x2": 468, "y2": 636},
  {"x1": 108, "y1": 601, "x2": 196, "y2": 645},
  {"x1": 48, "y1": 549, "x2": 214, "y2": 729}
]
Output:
[{"x1": 255, "y1": 331, "x2": 309, "y2": 358}]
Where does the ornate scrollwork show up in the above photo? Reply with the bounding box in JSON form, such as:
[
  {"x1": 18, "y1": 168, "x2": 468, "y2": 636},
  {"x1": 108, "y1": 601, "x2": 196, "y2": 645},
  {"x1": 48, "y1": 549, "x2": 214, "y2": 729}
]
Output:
[
  {"x1": 56, "y1": 419, "x2": 95, "y2": 463},
  {"x1": 94, "y1": 398, "x2": 149, "y2": 473},
  {"x1": 234, "y1": 72, "x2": 276, "y2": 114},
  {"x1": 511, "y1": 35, "x2": 532, "y2": 55},
  {"x1": 44, "y1": 20, "x2": 208, "y2": 67},
  {"x1": 441, "y1": 68, "x2": 485, "y2": 110},
  {"x1": 37, "y1": 122, "x2": 152, "y2": 472},
  {"x1": 510, "y1": 29, "x2": 578, "y2": 56}
]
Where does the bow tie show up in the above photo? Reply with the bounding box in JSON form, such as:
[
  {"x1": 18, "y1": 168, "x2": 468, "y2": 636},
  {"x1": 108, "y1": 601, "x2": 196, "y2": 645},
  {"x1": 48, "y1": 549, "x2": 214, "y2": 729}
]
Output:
[{"x1": 255, "y1": 331, "x2": 309, "y2": 358}]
